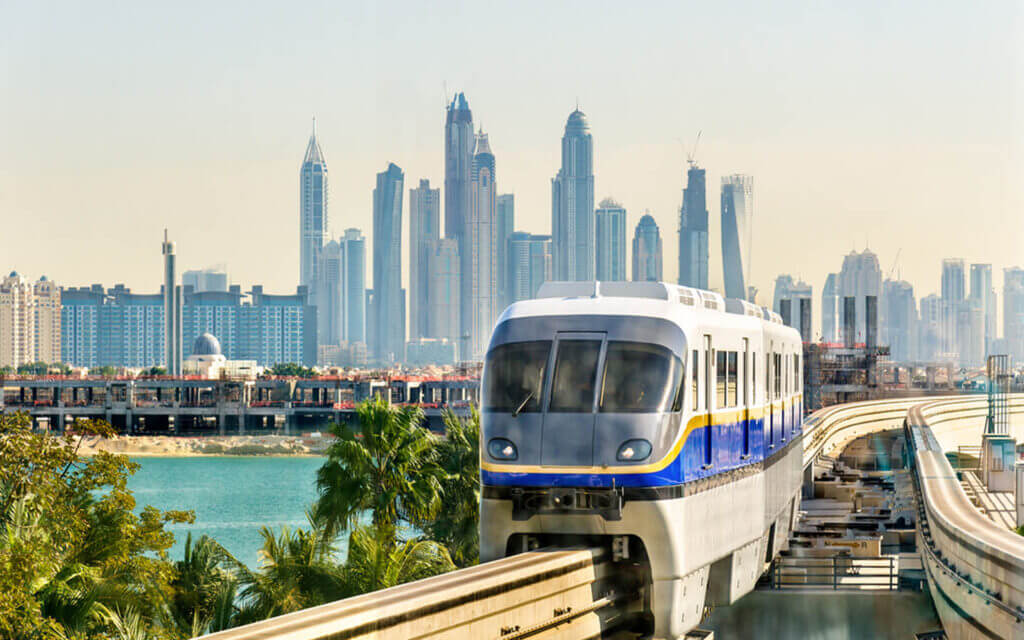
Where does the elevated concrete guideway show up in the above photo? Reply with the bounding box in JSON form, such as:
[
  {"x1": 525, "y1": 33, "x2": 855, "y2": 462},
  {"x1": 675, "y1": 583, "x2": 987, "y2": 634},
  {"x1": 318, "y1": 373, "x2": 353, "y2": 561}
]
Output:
[{"x1": 198, "y1": 395, "x2": 1024, "y2": 640}]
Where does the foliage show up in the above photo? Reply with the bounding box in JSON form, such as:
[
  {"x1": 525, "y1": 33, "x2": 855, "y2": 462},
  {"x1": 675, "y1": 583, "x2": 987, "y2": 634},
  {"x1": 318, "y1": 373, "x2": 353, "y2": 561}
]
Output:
[
  {"x1": 341, "y1": 524, "x2": 454, "y2": 594},
  {"x1": 145, "y1": 366, "x2": 168, "y2": 377},
  {"x1": 14, "y1": 361, "x2": 70, "y2": 376},
  {"x1": 266, "y1": 363, "x2": 317, "y2": 378},
  {"x1": 89, "y1": 366, "x2": 118, "y2": 378},
  {"x1": 0, "y1": 365, "x2": 13, "y2": 376},
  {"x1": 425, "y1": 408, "x2": 481, "y2": 567},
  {"x1": 0, "y1": 413, "x2": 193, "y2": 639},
  {"x1": 314, "y1": 397, "x2": 443, "y2": 541}
]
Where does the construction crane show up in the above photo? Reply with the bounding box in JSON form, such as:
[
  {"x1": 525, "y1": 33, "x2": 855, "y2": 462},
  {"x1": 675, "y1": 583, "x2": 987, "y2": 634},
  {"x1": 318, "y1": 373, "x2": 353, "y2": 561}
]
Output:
[
  {"x1": 687, "y1": 129, "x2": 702, "y2": 166},
  {"x1": 888, "y1": 248, "x2": 902, "y2": 281}
]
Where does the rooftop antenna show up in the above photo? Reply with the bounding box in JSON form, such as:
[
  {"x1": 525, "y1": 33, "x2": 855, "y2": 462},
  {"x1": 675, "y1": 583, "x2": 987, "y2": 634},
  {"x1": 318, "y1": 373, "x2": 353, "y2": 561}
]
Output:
[
  {"x1": 312, "y1": 116, "x2": 316, "y2": 137},
  {"x1": 686, "y1": 130, "x2": 702, "y2": 167}
]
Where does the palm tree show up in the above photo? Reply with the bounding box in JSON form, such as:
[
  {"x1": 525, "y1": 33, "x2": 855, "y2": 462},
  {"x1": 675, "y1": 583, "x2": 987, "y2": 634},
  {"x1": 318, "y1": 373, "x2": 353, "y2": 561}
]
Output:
[
  {"x1": 341, "y1": 525, "x2": 454, "y2": 595},
  {"x1": 314, "y1": 397, "x2": 443, "y2": 540},
  {"x1": 230, "y1": 515, "x2": 346, "y2": 623},
  {"x1": 426, "y1": 409, "x2": 481, "y2": 567},
  {"x1": 166, "y1": 533, "x2": 239, "y2": 636}
]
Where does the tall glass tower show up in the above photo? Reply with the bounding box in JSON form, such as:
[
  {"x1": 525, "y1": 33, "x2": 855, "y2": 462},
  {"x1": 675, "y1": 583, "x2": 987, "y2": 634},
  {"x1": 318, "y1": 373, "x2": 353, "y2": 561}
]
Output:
[
  {"x1": 372, "y1": 163, "x2": 405, "y2": 363},
  {"x1": 678, "y1": 164, "x2": 708, "y2": 289},
  {"x1": 551, "y1": 109, "x2": 595, "y2": 281},
  {"x1": 632, "y1": 214, "x2": 663, "y2": 282},
  {"x1": 720, "y1": 174, "x2": 753, "y2": 300},
  {"x1": 300, "y1": 119, "x2": 328, "y2": 289},
  {"x1": 595, "y1": 198, "x2": 626, "y2": 281},
  {"x1": 467, "y1": 131, "x2": 497, "y2": 361},
  {"x1": 409, "y1": 179, "x2": 440, "y2": 341}
]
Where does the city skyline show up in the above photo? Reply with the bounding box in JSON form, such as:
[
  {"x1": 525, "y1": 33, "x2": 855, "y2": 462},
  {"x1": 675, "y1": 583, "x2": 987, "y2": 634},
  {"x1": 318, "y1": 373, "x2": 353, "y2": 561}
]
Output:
[{"x1": 2, "y1": 1, "x2": 1021, "y2": 334}]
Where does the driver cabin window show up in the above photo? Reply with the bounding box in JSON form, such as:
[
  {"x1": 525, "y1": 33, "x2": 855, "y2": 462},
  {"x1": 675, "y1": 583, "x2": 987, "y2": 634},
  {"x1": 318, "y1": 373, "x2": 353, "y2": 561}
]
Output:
[
  {"x1": 548, "y1": 340, "x2": 602, "y2": 413},
  {"x1": 482, "y1": 341, "x2": 551, "y2": 413}
]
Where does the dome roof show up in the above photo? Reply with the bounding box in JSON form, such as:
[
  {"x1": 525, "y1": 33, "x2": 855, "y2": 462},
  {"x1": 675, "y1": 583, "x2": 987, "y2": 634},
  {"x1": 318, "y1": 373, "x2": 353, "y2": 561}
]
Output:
[
  {"x1": 192, "y1": 333, "x2": 222, "y2": 356},
  {"x1": 565, "y1": 109, "x2": 589, "y2": 132}
]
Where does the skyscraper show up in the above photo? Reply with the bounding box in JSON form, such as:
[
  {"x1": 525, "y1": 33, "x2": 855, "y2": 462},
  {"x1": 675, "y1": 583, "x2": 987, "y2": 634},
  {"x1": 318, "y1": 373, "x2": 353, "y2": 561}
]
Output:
[
  {"x1": 507, "y1": 232, "x2": 553, "y2": 303},
  {"x1": 409, "y1": 179, "x2": 440, "y2": 341},
  {"x1": 837, "y1": 250, "x2": 882, "y2": 343},
  {"x1": 721, "y1": 175, "x2": 753, "y2": 300},
  {"x1": 342, "y1": 229, "x2": 366, "y2": 345},
  {"x1": 595, "y1": 198, "x2": 626, "y2": 281},
  {"x1": 1003, "y1": 267, "x2": 1024, "y2": 361},
  {"x1": 427, "y1": 238, "x2": 460, "y2": 345},
  {"x1": 183, "y1": 268, "x2": 229, "y2": 293},
  {"x1": 940, "y1": 258, "x2": 965, "y2": 357},
  {"x1": 445, "y1": 92, "x2": 474, "y2": 353},
  {"x1": 496, "y1": 194, "x2": 515, "y2": 311},
  {"x1": 969, "y1": 263, "x2": 996, "y2": 357},
  {"x1": 919, "y1": 294, "x2": 943, "y2": 361},
  {"x1": 299, "y1": 119, "x2": 328, "y2": 289},
  {"x1": 466, "y1": 131, "x2": 497, "y2": 361},
  {"x1": 632, "y1": 214, "x2": 663, "y2": 282},
  {"x1": 678, "y1": 164, "x2": 708, "y2": 289},
  {"x1": 882, "y1": 279, "x2": 917, "y2": 361},
  {"x1": 551, "y1": 109, "x2": 595, "y2": 281},
  {"x1": 371, "y1": 163, "x2": 405, "y2": 363},
  {"x1": 772, "y1": 274, "x2": 812, "y2": 338},
  {"x1": 317, "y1": 239, "x2": 345, "y2": 348},
  {"x1": 821, "y1": 273, "x2": 839, "y2": 343}
]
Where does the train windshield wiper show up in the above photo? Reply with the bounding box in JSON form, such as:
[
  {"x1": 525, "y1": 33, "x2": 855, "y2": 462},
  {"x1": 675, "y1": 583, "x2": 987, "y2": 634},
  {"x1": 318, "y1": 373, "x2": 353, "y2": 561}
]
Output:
[{"x1": 512, "y1": 391, "x2": 534, "y2": 417}]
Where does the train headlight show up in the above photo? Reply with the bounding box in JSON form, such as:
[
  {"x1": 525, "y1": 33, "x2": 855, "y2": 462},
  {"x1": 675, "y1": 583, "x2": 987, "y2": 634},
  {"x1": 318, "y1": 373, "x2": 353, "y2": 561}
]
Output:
[
  {"x1": 487, "y1": 438, "x2": 518, "y2": 461},
  {"x1": 616, "y1": 439, "x2": 652, "y2": 462}
]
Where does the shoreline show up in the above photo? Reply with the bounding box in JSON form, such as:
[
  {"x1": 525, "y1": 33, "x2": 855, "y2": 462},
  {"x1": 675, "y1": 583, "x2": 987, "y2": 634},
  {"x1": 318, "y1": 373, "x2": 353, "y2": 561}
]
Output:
[{"x1": 75, "y1": 434, "x2": 332, "y2": 457}]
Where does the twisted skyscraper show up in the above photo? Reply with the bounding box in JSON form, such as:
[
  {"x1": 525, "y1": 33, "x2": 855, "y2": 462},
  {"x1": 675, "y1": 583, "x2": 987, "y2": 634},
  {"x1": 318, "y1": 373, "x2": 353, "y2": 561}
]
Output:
[{"x1": 720, "y1": 174, "x2": 753, "y2": 300}]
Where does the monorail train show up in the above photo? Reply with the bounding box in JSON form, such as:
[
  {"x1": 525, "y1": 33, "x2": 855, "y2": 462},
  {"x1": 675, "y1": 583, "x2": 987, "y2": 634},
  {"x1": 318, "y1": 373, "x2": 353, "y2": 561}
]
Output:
[{"x1": 479, "y1": 281, "x2": 805, "y2": 639}]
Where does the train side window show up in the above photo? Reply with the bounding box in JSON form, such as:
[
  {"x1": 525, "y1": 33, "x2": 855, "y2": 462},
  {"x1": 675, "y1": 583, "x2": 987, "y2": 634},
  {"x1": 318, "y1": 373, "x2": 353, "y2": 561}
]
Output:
[
  {"x1": 692, "y1": 349, "x2": 699, "y2": 411},
  {"x1": 797, "y1": 353, "x2": 802, "y2": 392},
  {"x1": 716, "y1": 350, "x2": 727, "y2": 408},
  {"x1": 751, "y1": 352, "x2": 756, "y2": 402},
  {"x1": 727, "y1": 351, "x2": 738, "y2": 407},
  {"x1": 773, "y1": 353, "x2": 781, "y2": 399}
]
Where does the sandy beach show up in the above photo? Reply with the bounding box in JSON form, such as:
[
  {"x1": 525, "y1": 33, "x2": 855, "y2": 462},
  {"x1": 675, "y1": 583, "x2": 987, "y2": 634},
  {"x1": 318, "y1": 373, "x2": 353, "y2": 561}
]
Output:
[{"x1": 75, "y1": 433, "x2": 332, "y2": 457}]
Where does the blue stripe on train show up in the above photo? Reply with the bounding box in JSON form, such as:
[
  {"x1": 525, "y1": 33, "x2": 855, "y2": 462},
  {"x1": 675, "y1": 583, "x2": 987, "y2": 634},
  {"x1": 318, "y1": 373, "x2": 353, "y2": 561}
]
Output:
[{"x1": 482, "y1": 402, "x2": 802, "y2": 489}]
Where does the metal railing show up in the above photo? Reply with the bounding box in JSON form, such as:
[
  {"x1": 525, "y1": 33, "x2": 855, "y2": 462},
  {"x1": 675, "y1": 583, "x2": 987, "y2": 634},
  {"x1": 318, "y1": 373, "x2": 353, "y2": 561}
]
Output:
[{"x1": 766, "y1": 555, "x2": 899, "y2": 591}]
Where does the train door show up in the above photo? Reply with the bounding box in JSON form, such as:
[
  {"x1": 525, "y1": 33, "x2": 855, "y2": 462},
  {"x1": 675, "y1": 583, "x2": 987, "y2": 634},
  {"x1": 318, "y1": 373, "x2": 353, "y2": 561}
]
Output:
[
  {"x1": 703, "y1": 335, "x2": 713, "y2": 468},
  {"x1": 540, "y1": 332, "x2": 605, "y2": 466},
  {"x1": 742, "y1": 338, "x2": 750, "y2": 459}
]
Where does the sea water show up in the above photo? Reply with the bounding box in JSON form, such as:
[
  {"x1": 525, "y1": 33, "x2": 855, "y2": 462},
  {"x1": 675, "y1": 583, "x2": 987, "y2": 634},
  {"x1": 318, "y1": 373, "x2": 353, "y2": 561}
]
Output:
[{"x1": 127, "y1": 456, "x2": 326, "y2": 568}]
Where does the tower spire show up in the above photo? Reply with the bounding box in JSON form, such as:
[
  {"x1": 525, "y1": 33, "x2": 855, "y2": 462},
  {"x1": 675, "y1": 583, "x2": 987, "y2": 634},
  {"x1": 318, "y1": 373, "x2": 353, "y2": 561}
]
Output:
[{"x1": 312, "y1": 116, "x2": 317, "y2": 138}]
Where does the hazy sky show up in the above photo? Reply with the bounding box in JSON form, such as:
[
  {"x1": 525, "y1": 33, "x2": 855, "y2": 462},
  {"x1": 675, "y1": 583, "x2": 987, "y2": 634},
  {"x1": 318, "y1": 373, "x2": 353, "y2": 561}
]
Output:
[{"x1": 2, "y1": 1, "x2": 1021, "y2": 328}]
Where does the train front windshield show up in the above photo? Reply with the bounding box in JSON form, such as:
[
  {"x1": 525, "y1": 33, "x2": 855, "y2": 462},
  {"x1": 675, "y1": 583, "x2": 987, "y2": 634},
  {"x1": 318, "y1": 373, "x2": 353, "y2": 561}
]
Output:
[{"x1": 484, "y1": 340, "x2": 682, "y2": 414}]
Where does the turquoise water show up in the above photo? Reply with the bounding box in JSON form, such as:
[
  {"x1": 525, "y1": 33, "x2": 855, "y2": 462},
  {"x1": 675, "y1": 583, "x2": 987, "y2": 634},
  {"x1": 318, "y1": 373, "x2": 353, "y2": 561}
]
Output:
[{"x1": 127, "y1": 457, "x2": 327, "y2": 569}]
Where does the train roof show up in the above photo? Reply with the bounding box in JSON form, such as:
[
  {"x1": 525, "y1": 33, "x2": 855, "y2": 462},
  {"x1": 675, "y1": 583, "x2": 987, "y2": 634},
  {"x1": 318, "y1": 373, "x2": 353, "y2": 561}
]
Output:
[{"x1": 525, "y1": 281, "x2": 786, "y2": 324}]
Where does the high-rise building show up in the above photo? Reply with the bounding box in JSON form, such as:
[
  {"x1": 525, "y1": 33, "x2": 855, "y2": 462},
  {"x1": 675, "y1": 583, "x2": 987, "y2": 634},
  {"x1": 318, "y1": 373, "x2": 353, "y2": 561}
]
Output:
[
  {"x1": 496, "y1": 194, "x2": 514, "y2": 311},
  {"x1": 882, "y1": 279, "x2": 917, "y2": 361},
  {"x1": 551, "y1": 109, "x2": 595, "y2": 282},
  {"x1": 427, "y1": 238, "x2": 460, "y2": 346},
  {"x1": 595, "y1": 198, "x2": 626, "y2": 281},
  {"x1": 940, "y1": 258, "x2": 965, "y2": 357},
  {"x1": 1004, "y1": 267, "x2": 1024, "y2": 361},
  {"x1": 678, "y1": 164, "x2": 708, "y2": 289},
  {"x1": 409, "y1": 179, "x2": 440, "y2": 341},
  {"x1": 445, "y1": 93, "x2": 473, "y2": 350},
  {"x1": 61, "y1": 285, "x2": 104, "y2": 369},
  {"x1": 183, "y1": 268, "x2": 229, "y2": 293},
  {"x1": 821, "y1": 273, "x2": 839, "y2": 343},
  {"x1": 342, "y1": 229, "x2": 366, "y2": 345},
  {"x1": 772, "y1": 274, "x2": 812, "y2": 338},
  {"x1": 837, "y1": 250, "x2": 882, "y2": 343},
  {"x1": 181, "y1": 286, "x2": 244, "y2": 359},
  {"x1": 0, "y1": 272, "x2": 61, "y2": 368},
  {"x1": 720, "y1": 175, "x2": 753, "y2": 300},
  {"x1": 316, "y1": 240, "x2": 345, "y2": 348},
  {"x1": 299, "y1": 119, "x2": 328, "y2": 289},
  {"x1": 466, "y1": 131, "x2": 497, "y2": 361},
  {"x1": 371, "y1": 163, "x2": 405, "y2": 363},
  {"x1": 969, "y1": 263, "x2": 996, "y2": 357},
  {"x1": 162, "y1": 230, "x2": 182, "y2": 375},
  {"x1": 244, "y1": 285, "x2": 318, "y2": 366},
  {"x1": 632, "y1": 214, "x2": 663, "y2": 282},
  {"x1": 507, "y1": 233, "x2": 552, "y2": 304},
  {"x1": 919, "y1": 294, "x2": 943, "y2": 361}
]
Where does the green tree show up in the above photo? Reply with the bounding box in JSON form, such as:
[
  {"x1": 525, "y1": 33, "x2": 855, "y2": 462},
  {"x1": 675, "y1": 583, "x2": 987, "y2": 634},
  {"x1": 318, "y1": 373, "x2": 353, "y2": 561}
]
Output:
[
  {"x1": 341, "y1": 524, "x2": 454, "y2": 595},
  {"x1": 266, "y1": 363, "x2": 316, "y2": 378},
  {"x1": 166, "y1": 534, "x2": 239, "y2": 636},
  {"x1": 16, "y1": 361, "x2": 50, "y2": 376},
  {"x1": 228, "y1": 515, "x2": 346, "y2": 623},
  {"x1": 89, "y1": 366, "x2": 118, "y2": 378},
  {"x1": 0, "y1": 413, "x2": 193, "y2": 639},
  {"x1": 145, "y1": 366, "x2": 168, "y2": 377},
  {"x1": 313, "y1": 398, "x2": 443, "y2": 541},
  {"x1": 425, "y1": 408, "x2": 481, "y2": 567}
]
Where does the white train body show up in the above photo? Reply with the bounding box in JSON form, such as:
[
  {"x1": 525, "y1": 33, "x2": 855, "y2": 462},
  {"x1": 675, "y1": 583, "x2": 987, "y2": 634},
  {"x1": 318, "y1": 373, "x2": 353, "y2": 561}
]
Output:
[{"x1": 479, "y1": 281, "x2": 804, "y2": 639}]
